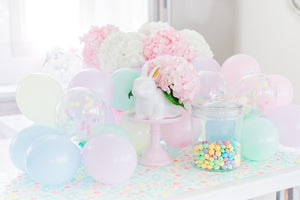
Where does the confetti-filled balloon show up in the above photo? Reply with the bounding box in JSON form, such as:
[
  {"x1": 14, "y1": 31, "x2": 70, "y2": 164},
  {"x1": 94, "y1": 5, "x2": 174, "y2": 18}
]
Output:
[
  {"x1": 16, "y1": 74, "x2": 64, "y2": 128},
  {"x1": 56, "y1": 87, "x2": 107, "y2": 142},
  {"x1": 43, "y1": 48, "x2": 83, "y2": 87},
  {"x1": 25, "y1": 135, "x2": 81, "y2": 185},
  {"x1": 233, "y1": 73, "x2": 277, "y2": 115}
]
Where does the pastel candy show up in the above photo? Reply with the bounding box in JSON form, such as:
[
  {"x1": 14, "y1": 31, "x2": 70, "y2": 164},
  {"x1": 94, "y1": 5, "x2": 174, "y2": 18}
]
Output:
[{"x1": 193, "y1": 140, "x2": 241, "y2": 171}]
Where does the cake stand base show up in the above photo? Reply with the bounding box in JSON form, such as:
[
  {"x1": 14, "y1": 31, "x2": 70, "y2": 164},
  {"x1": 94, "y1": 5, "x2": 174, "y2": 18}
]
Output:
[{"x1": 126, "y1": 113, "x2": 182, "y2": 167}]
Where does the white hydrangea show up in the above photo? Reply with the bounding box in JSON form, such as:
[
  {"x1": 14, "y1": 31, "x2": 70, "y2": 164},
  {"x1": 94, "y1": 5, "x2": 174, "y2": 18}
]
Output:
[
  {"x1": 138, "y1": 22, "x2": 170, "y2": 36},
  {"x1": 98, "y1": 32, "x2": 145, "y2": 73},
  {"x1": 180, "y1": 29, "x2": 213, "y2": 58}
]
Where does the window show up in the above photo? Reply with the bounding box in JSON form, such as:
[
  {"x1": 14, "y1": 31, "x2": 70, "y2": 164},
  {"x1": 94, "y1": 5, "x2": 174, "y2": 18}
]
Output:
[{"x1": 0, "y1": 0, "x2": 148, "y2": 85}]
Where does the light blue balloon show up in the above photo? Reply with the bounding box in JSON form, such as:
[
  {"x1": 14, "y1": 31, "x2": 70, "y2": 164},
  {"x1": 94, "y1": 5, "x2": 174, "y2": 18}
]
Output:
[
  {"x1": 111, "y1": 68, "x2": 140, "y2": 111},
  {"x1": 9, "y1": 125, "x2": 61, "y2": 171},
  {"x1": 95, "y1": 124, "x2": 128, "y2": 138},
  {"x1": 205, "y1": 120, "x2": 236, "y2": 142},
  {"x1": 25, "y1": 135, "x2": 81, "y2": 185},
  {"x1": 241, "y1": 117, "x2": 279, "y2": 161}
]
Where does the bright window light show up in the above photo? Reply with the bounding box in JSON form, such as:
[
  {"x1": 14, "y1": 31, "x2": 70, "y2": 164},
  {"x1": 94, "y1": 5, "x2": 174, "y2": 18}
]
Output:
[{"x1": 24, "y1": 0, "x2": 81, "y2": 52}]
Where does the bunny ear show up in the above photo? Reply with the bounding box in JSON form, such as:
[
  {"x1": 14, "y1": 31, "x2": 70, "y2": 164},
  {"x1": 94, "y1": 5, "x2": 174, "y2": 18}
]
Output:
[
  {"x1": 152, "y1": 67, "x2": 160, "y2": 78},
  {"x1": 150, "y1": 66, "x2": 161, "y2": 79}
]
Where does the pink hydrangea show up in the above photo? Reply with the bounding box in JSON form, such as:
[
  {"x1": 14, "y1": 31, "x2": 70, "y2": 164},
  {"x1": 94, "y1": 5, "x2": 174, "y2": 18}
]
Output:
[
  {"x1": 143, "y1": 27, "x2": 195, "y2": 62},
  {"x1": 80, "y1": 25, "x2": 119, "y2": 68},
  {"x1": 142, "y1": 55, "x2": 200, "y2": 103}
]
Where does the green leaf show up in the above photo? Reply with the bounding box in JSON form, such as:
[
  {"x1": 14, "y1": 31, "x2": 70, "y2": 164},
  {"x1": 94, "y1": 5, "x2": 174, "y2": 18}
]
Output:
[
  {"x1": 78, "y1": 141, "x2": 87, "y2": 148},
  {"x1": 163, "y1": 89, "x2": 185, "y2": 109},
  {"x1": 128, "y1": 90, "x2": 134, "y2": 99}
]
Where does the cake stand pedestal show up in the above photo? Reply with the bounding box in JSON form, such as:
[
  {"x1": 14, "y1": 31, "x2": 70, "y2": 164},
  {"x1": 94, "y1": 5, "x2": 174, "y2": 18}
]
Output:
[{"x1": 126, "y1": 113, "x2": 182, "y2": 167}]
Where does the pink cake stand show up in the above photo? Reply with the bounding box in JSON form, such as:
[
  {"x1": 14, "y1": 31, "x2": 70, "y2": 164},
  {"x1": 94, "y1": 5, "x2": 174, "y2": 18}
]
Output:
[{"x1": 126, "y1": 113, "x2": 183, "y2": 167}]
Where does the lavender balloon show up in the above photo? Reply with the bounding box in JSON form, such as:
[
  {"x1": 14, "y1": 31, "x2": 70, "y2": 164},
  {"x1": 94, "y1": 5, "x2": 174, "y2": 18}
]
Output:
[
  {"x1": 193, "y1": 71, "x2": 225, "y2": 104},
  {"x1": 190, "y1": 56, "x2": 220, "y2": 72},
  {"x1": 68, "y1": 69, "x2": 113, "y2": 106},
  {"x1": 266, "y1": 104, "x2": 300, "y2": 147},
  {"x1": 82, "y1": 133, "x2": 137, "y2": 185}
]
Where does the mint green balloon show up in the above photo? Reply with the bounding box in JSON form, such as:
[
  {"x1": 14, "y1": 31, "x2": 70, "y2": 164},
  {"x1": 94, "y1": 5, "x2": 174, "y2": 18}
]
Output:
[
  {"x1": 111, "y1": 68, "x2": 140, "y2": 111},
  {"x1": 241, "y1": 117, "x2": 279, "y2": 161},
  {"x1": 95, "y1": 124, "x2": 128, "y2": 138}
]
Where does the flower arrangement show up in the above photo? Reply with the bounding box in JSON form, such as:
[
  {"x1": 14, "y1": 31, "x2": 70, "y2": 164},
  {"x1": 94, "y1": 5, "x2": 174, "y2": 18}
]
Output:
[
  {"x1": 80, "y1": 22, "x2": 212, "y2": 73},
  {"x1": 142, "y1": 55, "x2": 200, "y2": 106},
  {"x1": 80, "y1": 25, "x2": 120, "y2": 68},
  {"x1": 98, "y1": 32, "x2": 145, "y2": 73},
  {"x1": 142, "y1": 27, "x2": 195, "y2": 62},
  {"x1": 180, "y1": 29, "x2": 213, "y2": 58}
]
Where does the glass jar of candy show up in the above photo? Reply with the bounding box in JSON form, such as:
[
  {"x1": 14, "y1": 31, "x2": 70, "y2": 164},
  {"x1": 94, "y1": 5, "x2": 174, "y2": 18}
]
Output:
[{"x1": 191, "y1": 90, "x2": 243, "y2": 171}]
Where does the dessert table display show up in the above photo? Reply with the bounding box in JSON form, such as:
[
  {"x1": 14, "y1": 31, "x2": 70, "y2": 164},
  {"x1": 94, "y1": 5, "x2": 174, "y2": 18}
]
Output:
[{"x1": 2, "y1": 22, "x2": 300, "y2": 199}]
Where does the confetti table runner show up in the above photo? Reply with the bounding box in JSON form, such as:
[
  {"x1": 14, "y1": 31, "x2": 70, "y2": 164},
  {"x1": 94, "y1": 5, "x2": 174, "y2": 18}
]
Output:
[{"x1": 1, "y1": 145, "x2": 300, "y2": 200}]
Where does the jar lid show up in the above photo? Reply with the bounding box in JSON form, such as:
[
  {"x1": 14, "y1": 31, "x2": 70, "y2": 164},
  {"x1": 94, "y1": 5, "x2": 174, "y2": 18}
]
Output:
[{"x1": 192, "y1": 90, "x2": 242, "y2": 118}]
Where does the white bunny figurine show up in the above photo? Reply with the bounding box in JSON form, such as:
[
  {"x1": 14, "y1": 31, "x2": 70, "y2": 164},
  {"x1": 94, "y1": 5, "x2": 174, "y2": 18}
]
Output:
[{"x1": 132, "y1": 67, "x2": 183, "y2": 120}]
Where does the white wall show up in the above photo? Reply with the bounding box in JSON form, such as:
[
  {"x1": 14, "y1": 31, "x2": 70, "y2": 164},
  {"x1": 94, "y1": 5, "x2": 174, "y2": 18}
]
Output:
[
  {"x1": 234, "y1": 0, "x2": 300, "y2": 103},
  {"x1": 170, "y1": 0, "x2": 300, "y2": 103},
  {"x1": 170, "y1": 0, "x2": 235, "y2": 64}
]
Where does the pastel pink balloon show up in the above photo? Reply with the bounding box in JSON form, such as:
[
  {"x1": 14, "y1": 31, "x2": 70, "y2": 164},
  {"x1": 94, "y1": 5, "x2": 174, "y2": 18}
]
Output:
[
  {"x1": 266, "y1": 104, "x2": 300, "y2": 147},
  {"x1": 68, "y1": 69, "x2": 113, "y2": 106},
  {"x1": 221, "y1": 54, "x2": 261, "y2": 89},
  {"x1": 160, "y1": 109, "x2": 193, "y2": 148},
  {"x1": 111, "y1": 108, "x2": 127, "y2": 125},
  {"x1": 267, "y1": 74, "x2": 294, "y2": 106},
  {"x1": 82, "y1": 133, "x2": 137, "y2": 185},
  {"x1": 190, "y1": 56, "x2": 221, "y2": 72}
]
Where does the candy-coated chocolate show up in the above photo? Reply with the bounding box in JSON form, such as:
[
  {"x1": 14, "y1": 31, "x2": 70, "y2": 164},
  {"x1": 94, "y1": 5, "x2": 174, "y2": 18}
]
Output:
[
  {"x1": 219, "y1": 161, "x2": 225, "y2": 166},
  {"x1": 204, "y1": 154, "x2": 210, "y2": 159},
  {"x1": 193, "y1": 140, "x2": 240, "y2": 171},
  {"x1": 214, "y1": 145, "x2": 221, "y2": 151}
]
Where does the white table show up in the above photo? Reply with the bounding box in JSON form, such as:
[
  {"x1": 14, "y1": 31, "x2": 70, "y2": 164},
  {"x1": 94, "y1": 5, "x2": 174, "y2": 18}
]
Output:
[{"x1": 1, "y1": 138, "x2": 300, "y2": 200}]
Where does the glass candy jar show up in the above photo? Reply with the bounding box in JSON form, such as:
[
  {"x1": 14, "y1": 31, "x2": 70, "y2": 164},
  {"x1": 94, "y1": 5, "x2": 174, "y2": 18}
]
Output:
[{"x1": 191, "y1": 90, "x2": 243, "y2": 171}]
